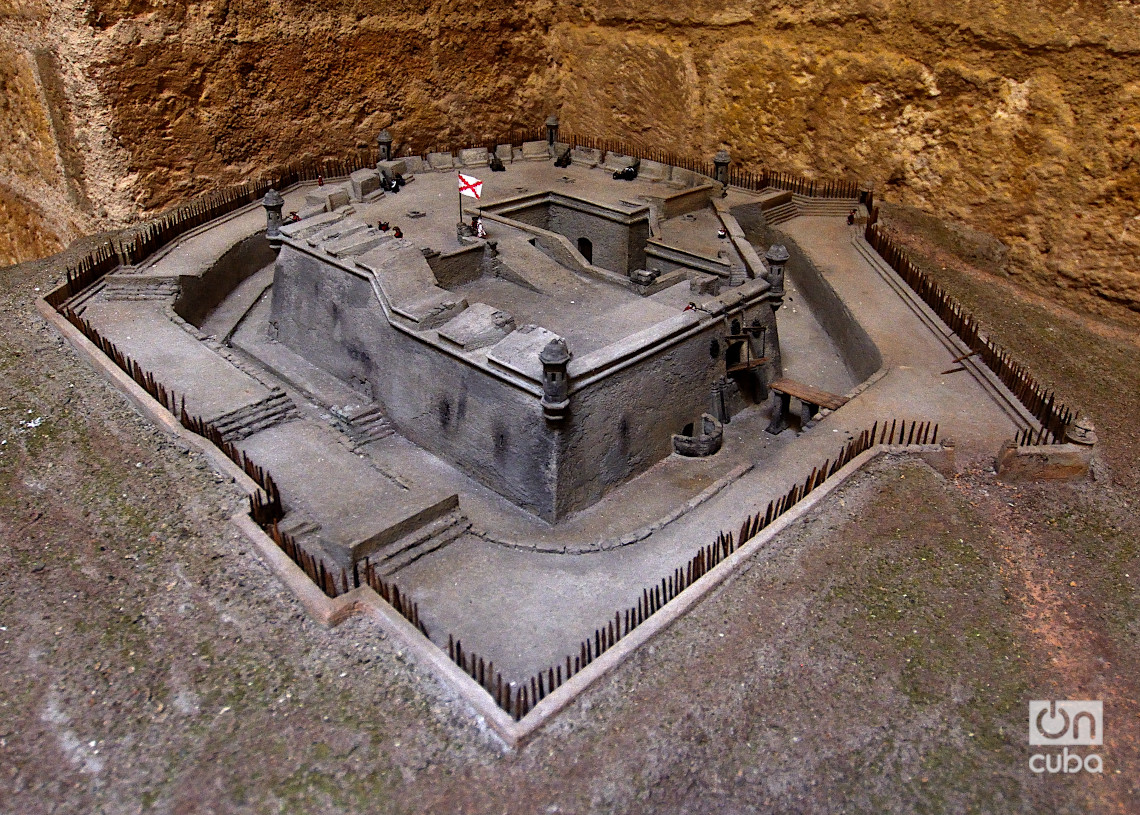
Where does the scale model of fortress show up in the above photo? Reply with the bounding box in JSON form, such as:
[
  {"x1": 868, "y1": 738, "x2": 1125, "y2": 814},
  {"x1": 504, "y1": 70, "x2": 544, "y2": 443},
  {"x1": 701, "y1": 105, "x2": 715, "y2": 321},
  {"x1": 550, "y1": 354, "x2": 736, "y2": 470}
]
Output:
[{"x1": 266, "y1": 146, "x2": 789, "y2": 521}]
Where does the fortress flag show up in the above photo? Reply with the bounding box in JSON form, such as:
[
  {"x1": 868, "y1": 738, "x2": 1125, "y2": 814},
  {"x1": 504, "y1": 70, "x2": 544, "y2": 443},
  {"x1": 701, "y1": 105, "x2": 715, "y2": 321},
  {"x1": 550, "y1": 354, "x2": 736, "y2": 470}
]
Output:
[{"x1": 458, "y1": 173, "x2": 483, "y2": 200}]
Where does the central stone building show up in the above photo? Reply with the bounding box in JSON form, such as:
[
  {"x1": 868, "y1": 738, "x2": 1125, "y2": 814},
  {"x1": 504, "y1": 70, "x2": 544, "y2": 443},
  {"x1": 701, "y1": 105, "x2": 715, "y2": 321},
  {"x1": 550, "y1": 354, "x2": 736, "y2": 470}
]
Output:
[{"x1": 268, "y1": 160, "x2": 784, "y2": 522}]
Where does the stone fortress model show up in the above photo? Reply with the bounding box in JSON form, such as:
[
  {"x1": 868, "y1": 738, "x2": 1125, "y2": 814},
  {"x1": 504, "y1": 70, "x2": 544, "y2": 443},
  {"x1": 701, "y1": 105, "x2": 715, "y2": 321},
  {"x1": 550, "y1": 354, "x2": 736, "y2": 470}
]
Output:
[
  {"x1": 268, "y1": 137, "x2": 788, "y2": 522},
  {"x1": 41, "y1": 122, "x2": 1089, "y2": 742}
]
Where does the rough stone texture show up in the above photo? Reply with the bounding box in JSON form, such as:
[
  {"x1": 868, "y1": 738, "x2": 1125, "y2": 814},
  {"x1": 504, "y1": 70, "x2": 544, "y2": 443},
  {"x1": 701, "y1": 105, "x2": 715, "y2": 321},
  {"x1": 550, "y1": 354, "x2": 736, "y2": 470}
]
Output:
[
  {"x1": 0, "y1": 0, "x2": 558, "y2": 264},
  {"x1": 3, "y1": 0, "x2": 1139, "y2": 325},
  {"x1": 0, "y1": 185, "x2": 62, "y2": 267},
  {"x1": 272, "y1": 244, "x2": 560, "y2": 520},
  {"x1": 550, "y1": 5, "x2": 1140, "y2": 324},
  {"x1": 997, "y1": 440, "x2": 1093, "y2": 482},
  {"x1": 348, "y1": 169, "x2": 381, "y2": 202},
  {"x1": 0, "y1": 41, "x2": 76, "y2": 264}
]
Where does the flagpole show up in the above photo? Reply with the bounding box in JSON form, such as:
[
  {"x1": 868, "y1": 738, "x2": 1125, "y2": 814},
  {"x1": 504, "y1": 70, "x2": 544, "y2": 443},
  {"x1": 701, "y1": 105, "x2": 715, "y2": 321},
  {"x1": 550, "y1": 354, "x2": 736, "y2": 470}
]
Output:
[{"x1": 457, "y1": 171, "x2": 462, "y2": 228}]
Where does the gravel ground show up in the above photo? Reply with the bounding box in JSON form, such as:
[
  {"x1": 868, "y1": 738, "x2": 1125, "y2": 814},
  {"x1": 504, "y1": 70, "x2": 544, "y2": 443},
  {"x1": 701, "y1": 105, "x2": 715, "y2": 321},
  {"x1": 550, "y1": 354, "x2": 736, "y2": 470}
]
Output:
[{"x1": 0, "y1": 225, "x2": 1136, "y2": 814}]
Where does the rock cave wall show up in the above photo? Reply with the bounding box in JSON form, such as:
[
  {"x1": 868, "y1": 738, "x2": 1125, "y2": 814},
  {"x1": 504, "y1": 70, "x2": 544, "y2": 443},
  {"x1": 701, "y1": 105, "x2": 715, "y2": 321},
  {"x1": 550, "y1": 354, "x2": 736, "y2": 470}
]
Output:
[{"x1": 1, "y1": 0, "x2": 1138, "y2": 323}]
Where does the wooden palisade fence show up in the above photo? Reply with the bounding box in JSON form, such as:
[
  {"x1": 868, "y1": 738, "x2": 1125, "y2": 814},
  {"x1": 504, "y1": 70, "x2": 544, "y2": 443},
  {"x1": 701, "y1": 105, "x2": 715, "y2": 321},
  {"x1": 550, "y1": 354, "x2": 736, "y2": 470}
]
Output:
[
  {"x1": 452, "y1": 419, "x2": 939, "y2": 720},
  {"x1": 56, "y1": 306, "x2": 430, "y2": 634},
  {"x1": 864, "y1": 220, "x2": 1075, "y2": 442}
]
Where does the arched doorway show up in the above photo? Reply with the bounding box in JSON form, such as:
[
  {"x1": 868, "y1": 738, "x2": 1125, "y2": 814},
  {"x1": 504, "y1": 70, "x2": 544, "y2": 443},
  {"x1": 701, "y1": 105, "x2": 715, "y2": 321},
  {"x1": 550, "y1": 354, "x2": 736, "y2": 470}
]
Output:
[{"x1": 578, "y1": 237, "x2": 593, "y2": 264}]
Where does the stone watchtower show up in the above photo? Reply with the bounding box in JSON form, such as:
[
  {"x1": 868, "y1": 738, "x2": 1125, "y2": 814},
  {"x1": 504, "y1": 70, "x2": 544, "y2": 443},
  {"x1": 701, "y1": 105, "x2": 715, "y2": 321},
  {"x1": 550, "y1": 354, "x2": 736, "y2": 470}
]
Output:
[
  {"x1": 539, "y1": 338, "x2": 571, "y2": 421},
  {"x1": 376, "y1": 130, "x2": 393, "y2": 163},
  {"x1": 713, "y1": 149, "x2": 731, "y2": 188},
  {"x1": 765, "y1": 244, "x2": 789, "y2": 303},
  {"x1": 262, "y1": 188, "x2": 285, "y2": 252}
]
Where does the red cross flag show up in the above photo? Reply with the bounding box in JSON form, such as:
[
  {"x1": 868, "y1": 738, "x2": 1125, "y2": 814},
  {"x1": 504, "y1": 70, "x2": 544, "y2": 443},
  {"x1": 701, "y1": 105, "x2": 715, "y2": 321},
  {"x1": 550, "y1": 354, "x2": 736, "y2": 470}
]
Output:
[{"x1": 458, "y1": 172, "x2": 483, "y2": 200}]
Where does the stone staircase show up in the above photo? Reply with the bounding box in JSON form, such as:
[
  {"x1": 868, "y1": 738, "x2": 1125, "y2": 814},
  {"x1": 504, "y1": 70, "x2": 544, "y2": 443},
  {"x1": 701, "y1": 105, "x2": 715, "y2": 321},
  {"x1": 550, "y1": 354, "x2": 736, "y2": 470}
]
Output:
[
  {"x1": 209, "y1": 388, "x2": 301, "y2": 442},
  {"x1": 364, "y1": 509, "x2": 471, "y2": 577},
  {"x1": 762, "y1": 201, "x2": 798, "y2": 226},
  {"x1": 792, "y1": 195, "x2": 861, "y2": 217},
  {"x1": 102, "y1": 276, "x2": 181, "y2": 301},
  {"x1": 334, "y1": 403, "x2": 395, "y2": 451},
  {"x1": 762, "y1": 196, "x2": 861, "y2": 226}
]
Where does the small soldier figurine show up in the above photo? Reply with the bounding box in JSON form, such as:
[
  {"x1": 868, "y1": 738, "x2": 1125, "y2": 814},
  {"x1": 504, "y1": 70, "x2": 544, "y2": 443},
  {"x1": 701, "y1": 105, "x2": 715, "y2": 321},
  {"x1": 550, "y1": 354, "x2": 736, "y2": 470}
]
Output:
[{"x1": 393, "y1": 226, "x2": 403, "y2": 239}]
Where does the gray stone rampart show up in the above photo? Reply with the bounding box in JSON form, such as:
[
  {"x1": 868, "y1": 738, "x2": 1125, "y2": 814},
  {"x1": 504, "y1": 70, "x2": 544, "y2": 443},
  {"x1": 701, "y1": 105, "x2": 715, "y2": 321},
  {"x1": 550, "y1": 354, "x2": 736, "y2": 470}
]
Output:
[
  {"x1": 731, "y1": 202, "x2": 880, "y2": 383},
  {"x1": 173, "y1": 232, "x2": 275, "y2": 327},
  {"x1": 483, "y1": 192, "x2": 651, "y2": 279},
  {"x1": 271, "y1": 243, "x2": 560, "y2": 519},
  {"x1": 661, "y1": 184, "x2": 717, "y2": 219},
  {"x1": 644, "y1": 240, "x2": 731, "y2": 278},
  {"x1": 570, "y1": 147, "x2": 601, "y2": 168},
  {"x1": 781, "y1": 231, "x2": 881, "y2": 382},
  {"x1": 555, "y1": 316, "x2": 728, "y2": 516},
  {"x1": 600, "y1": 151, "x2": 637, "y2": 173},
  {"x1": 426, "y1": 244, "x2": 484, "y2": 288},
  {"x1": 459, "y1": 147, "x2": 489, "y2": 167}
]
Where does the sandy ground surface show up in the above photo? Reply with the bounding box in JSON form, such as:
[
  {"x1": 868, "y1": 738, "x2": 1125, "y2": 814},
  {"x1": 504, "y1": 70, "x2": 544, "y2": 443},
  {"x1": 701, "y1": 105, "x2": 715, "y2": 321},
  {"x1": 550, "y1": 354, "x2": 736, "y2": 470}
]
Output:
[{"x1": 1, "y1": 211, "x2": 1138, "y2": 812}]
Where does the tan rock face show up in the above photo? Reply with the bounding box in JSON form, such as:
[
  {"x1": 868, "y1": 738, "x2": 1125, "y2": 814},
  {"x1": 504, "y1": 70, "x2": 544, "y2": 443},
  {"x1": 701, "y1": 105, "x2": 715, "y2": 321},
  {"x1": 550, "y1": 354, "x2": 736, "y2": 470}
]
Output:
[
  {"x1": 0, "y1": 186, "x2": 63, "y2": 267},
  {"x1": 1, "y1": 0, "x2": 1137, "y2": 325},
  {"x1": 552, "y1": 1, "x2": 1140, "y2": 322}
]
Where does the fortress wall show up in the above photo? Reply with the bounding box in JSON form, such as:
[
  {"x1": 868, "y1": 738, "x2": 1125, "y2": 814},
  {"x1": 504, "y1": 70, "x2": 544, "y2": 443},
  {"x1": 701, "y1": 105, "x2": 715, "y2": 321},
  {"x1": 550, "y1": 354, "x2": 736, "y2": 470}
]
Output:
[
  {"x1": 269, "y1": 242, "x2": 783, "y2": 522},
  {"x1": 556, "y1": 295, "x2": 778, "y2": 518},
  {"x1": 270, "y1": 245, "x2": 559, "y2": 521},
  {"x1": 497, "y1": 202, "x2": 551, "y2": 232},
  {"x1": 548, "y1": 204, "x2": 638, "y2": 275},
  {"x1": 555, "y1": 321, "x2": 725, "y2": 518},
  {"x1": 426, "y1": 244, "x2": 484, "y2": 289},
  {"x1": 174, "y1": 231, "x2": 276, "y2": 327},
  {"x1": 661, "y1": 185, "x2": 716, "y2": 220},
  {"x1": 779, "y1": 232, "x2": 882, "y2": 383}
]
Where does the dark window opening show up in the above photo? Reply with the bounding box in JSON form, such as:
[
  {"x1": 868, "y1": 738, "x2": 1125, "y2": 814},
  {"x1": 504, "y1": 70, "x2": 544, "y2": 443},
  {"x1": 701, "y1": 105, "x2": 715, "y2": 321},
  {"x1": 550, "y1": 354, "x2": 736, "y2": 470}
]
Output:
[
  {"x1": 578, "y1": 237, "x2": 593, "y2": 264},
  {"x1": 682, "y1": 422, "x2": 694, "y2": 437},
  {"x1": 709, "y1": 339, "x2": 721, "y2": 359},
  {"x1": 726, "y1": 341, "x2": 743, "y2": 369},
  {"x1": 731, "y1": 318, "x2": 741, "y2": 335}
]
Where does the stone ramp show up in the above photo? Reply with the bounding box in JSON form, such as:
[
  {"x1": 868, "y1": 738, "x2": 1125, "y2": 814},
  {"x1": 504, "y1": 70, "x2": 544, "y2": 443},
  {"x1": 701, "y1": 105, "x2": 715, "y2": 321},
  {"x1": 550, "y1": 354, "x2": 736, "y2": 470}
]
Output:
[
  {"x1": 79, "y1": 300, "x2": 269, "y2": 420},
  {"x1": 355, "y1": 243, "x2": 470, "y2": 328},
  {"x1": 198, "y1": 263, "x2": 274, "y2": 341},
  {"x1": 237, "y1": 421, "x2": 459, "y2": 570},
  {"x1": 486, "y1": 235, "x2": 589, "y2": 295}
]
